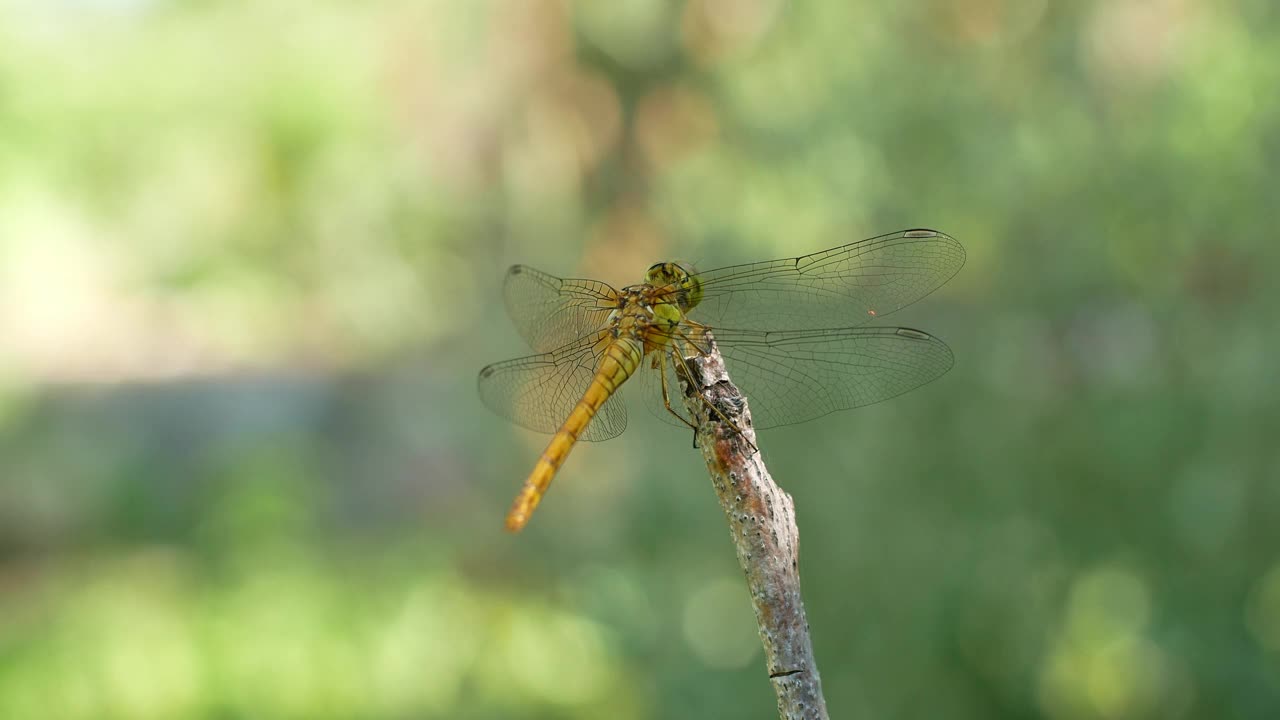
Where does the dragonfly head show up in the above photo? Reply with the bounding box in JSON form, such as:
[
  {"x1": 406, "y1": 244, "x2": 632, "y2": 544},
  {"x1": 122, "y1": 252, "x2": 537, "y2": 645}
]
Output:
[{"x1": 645, "y1": 261, "x2": 703, "y2": 312}]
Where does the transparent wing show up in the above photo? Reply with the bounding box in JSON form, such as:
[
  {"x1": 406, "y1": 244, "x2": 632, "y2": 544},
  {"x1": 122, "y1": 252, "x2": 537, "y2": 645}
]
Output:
[
  {"x1": 477, "y1": 332, "x2": 627, "y2": 442},
  {"x1": 503, "y1": 265, "x2": 619, "y2": 353},
  {"x1": 688, "y1": 229, "x2": 964, "y2": 332},
  {"x1": 705, "y1": 326, "x2": 955, "y2": 429}
]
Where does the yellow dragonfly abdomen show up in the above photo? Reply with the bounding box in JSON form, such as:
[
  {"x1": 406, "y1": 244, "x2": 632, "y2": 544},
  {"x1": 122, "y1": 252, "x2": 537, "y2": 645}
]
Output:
[{"x1": 504, "y1": 335, "x2": 645, "y2": 531}]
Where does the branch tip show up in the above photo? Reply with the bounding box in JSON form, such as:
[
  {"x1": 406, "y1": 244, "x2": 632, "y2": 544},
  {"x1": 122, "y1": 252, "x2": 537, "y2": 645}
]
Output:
[{"x1": 674, "y1": 333, "x2": 830, "y2": 720}]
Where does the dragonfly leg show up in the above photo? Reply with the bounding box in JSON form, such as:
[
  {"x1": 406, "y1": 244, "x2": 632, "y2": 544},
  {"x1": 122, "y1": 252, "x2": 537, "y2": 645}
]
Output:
[
  {"x1": 677, "y1": 324, "x2": 713, "y2": 358},
  {"x1": 671, "y1": 351, "x2": 759, "y2": 454},
  {"x1": 656, "y1": 353, "x2": 698, "y2": 431}
]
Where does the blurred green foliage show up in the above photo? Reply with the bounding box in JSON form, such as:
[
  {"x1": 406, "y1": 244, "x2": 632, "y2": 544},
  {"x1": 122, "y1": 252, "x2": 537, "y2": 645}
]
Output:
[{"x1": 2, "y1": 1, "x2": 1279, "y2": 718}]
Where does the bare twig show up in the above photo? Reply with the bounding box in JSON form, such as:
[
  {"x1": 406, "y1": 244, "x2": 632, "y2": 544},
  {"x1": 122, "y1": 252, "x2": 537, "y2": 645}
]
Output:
[{"x1": 674, "y1": 332, "x2": 830, "y2": 720}]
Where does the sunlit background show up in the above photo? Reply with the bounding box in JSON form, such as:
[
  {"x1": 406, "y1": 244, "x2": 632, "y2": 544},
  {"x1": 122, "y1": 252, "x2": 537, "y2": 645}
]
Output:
[{"x1": 1, "y1": 1, "x2": 1278, "y2": 718}]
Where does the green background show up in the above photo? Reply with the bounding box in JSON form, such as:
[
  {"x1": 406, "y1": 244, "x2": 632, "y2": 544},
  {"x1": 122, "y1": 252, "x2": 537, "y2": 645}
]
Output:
[{"x1": 2, "y1": 1, "x2": 1278, "y2": 718}]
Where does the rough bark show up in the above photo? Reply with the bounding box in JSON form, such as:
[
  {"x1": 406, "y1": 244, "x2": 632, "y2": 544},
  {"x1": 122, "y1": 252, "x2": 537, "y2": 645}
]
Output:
[{"x1": 674, "y1": 333, "x2": 830, "y2": 720}]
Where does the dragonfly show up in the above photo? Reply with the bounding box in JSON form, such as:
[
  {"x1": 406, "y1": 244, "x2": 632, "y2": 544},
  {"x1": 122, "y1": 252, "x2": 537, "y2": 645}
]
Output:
[{"x1": 479, "y1": 229, "x2": 964, "y2": 531}]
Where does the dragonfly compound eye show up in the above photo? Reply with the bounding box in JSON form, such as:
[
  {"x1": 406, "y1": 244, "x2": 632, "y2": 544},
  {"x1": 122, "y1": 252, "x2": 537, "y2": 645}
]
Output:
[
  {"x1": 683, "y1": 268, "x2": 703, "y2": 310},
  {"x1": 645, "y1": 262, "x2": 678, "y2": 286},
  {"x1": 646, "y1": 262, "x2": 703, "y2": 311}
]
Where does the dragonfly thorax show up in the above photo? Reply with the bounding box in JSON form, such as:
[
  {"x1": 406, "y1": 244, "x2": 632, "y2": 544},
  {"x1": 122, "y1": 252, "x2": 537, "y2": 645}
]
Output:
[{"x1": 609, "y1": 284, "x2": 688, "y2": 354}]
